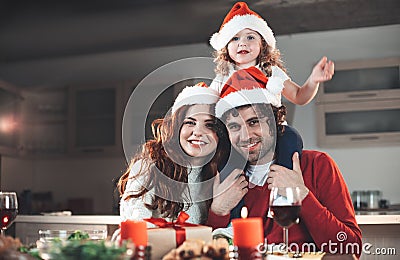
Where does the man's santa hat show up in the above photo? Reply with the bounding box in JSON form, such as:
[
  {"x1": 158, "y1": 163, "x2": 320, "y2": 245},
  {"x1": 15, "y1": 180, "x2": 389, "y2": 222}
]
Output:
[
  {"x1": 215, "y1": 67, "x2": 282, "y2": 118},
  {"x1": 172, "y1": 82, "x2": 219, "y2": 113},
  {"x1": 210, "y1": 2, "x2": 276, "y2": 51}
]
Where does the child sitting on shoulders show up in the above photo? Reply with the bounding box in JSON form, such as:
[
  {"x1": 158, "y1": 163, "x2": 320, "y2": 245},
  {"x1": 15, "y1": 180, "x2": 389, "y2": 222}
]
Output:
[{"x1": 209, "y1": 1, "x2": 334, "y2": 169}]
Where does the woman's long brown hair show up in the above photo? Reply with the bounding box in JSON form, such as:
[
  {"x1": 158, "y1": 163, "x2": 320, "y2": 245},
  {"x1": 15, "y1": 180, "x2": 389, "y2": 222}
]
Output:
[{"x1": 118, "y1": 104, "x2": 229, "y2": 219}]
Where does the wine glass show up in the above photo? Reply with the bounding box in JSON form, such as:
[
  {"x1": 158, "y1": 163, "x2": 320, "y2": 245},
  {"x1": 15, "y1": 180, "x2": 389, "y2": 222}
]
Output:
[
  {"x1": 0, "y1": 192, "x2": 18, "y2": 236},
  {"x1": 269, "y1": 187, "x2": 302, "y2": 256}
]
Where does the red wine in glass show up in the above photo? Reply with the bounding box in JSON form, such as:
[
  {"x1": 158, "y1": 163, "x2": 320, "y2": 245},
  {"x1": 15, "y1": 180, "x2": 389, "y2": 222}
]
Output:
[
  {"x1": 0, "y1": 208, "x2": 18, "y2": 230},
  {"x1": 0, "y1": 192, "x2": 18, "y2": 235},
  {"x1": 270, "y1": 205, "x2": 301, "y2": 228},
  {"x1": 269, "y1": 187, "x2": 302, "y2": 256}
]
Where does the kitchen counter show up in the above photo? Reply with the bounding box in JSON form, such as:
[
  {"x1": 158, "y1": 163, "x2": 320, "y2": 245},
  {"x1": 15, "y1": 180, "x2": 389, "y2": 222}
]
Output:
[
  {"x1": 15, "y1": 213, "x2": 400, "y2": 225},
  {"x1": 15, "y1": 215, "x2": 121, "y2": 244},
  {"x1": 15, "y1": 215, "x2": 121, "y2": 225},
  {"x1": 355, "y1": 214, "x2": 400, "y2": 224}
]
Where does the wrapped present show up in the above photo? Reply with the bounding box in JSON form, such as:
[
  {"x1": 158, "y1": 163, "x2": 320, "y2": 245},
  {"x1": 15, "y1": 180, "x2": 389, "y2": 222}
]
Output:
[{"x1": 145, "y1": 212, "x2": 212, "y2": 259}]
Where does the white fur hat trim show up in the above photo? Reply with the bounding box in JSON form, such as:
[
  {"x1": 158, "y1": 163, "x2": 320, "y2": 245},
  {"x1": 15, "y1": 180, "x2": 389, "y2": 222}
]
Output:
[
  {"x1": 172, "y1": 85, "x2": 220, "y2": 113},
  {"x1": 215, "y1": 87, "x2": 281, "y2": 118},
  {"x1": 210, "y1": 14, "x2": 276, "y2": 51}
]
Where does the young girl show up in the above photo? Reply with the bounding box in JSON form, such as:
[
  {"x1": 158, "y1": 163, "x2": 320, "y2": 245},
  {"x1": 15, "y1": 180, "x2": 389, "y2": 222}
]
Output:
[
  {"x1": 118, "y1": 83, "x2": 229, "y2": 225},
  {"x1": 209, "y1": 2, "x2": 334, "y2": 169}
]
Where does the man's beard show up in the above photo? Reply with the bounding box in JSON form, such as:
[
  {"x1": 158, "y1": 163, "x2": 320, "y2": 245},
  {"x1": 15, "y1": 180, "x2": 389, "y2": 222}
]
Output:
[
  {"x1": 248, "y1": 143, "x2": 273, "y2": 164},
  {"x1": 236, "y1": 137, "x2": 274, "y2": 164}
]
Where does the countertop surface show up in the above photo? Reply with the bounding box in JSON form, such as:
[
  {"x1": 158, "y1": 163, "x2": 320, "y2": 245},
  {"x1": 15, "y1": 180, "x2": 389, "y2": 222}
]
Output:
[
  {"x1": 16, "y1": 214, "x2": 400, "y2": 225},
  {"x1": 355, "y1": 214, "x2": 400, "y2": 224},
  {"x1": 16, "y1": 215, "x2": 121, "y2": 224}
]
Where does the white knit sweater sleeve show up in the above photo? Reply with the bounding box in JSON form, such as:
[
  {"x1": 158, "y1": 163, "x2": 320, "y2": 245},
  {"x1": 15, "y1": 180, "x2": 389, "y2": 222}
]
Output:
[{"x1": 119, "y1": 160, "x2": 157, "y2": 227}]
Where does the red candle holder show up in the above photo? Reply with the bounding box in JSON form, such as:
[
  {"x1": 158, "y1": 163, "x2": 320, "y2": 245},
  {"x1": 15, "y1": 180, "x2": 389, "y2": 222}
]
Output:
[
  {"x1": 231, "y1": 207, "x2": 263, "y2": 248},
  {"x1": 120, "y1": 220, "x2": 148, "y2": 247}
]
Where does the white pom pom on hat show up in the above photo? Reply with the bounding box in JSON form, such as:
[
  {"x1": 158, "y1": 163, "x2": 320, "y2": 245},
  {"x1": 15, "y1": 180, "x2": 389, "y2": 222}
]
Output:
[{"x1": 266, "y1": 77, "x2": 284, "y2": 95}]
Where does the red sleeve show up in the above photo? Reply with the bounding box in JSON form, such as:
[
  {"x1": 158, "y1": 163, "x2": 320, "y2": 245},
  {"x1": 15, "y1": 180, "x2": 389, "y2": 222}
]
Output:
[
  {"x1": 206, "y1": 209, "x2": 231, "y2": 229},
  {"x1": 300, "y1": 151, "x2": 362, "y2": 258}
]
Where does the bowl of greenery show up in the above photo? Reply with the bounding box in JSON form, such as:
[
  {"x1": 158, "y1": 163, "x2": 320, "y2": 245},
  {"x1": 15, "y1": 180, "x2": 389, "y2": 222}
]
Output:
[{"x1": 34, "y1": 230, "x2": 128, "y2": 260}]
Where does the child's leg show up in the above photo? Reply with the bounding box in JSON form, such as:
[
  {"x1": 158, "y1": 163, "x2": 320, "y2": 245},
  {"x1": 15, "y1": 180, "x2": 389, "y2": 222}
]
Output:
[{"x1": 276, "y1": 125, "x2": 303, "y2": 169}]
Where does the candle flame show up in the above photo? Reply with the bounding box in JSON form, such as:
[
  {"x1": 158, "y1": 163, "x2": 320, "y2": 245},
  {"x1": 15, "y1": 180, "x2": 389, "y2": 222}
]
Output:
[{"x1": 241, "y1": 206, "x2": 248, "y2": 219}]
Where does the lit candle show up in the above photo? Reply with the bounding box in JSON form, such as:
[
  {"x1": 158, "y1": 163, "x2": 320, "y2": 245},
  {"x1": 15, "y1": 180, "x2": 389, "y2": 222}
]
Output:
[
  {"x1": 232, "y1": 207, "x2": 263, "y2": 248},
  {"x1": 120, "y1": 220, "x2": 148, "y2": 246}
]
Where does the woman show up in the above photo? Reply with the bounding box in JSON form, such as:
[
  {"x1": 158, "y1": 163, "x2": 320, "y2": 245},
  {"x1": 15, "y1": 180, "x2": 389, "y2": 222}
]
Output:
[{"x1": 118, "y1": 82, "x2": 229, "y2": 225}]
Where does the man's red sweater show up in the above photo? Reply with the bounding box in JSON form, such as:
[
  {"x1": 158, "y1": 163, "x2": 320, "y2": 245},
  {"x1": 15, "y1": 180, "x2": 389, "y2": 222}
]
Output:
[{"x1": 207, "y1": 150, "x2": 362, "y2": 257}]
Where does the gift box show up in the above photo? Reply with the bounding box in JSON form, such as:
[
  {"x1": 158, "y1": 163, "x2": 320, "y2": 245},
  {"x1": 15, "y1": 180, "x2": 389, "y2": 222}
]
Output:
[{"x1": 145, "y1": 212, "x2": 212, "y2": 259}]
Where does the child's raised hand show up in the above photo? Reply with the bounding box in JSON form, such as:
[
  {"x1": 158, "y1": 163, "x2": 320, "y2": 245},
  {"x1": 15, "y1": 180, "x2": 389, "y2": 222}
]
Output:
[{"x1": 311, "y1": 56, "x2": 335, "y2": 83}]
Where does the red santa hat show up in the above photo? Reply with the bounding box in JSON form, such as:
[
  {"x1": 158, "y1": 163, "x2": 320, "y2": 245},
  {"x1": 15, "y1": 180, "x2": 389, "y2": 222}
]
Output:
[
  {"x1": 172, "y1": 82, "x2": 220, "y2": 113},
  {"x1": 210, "y1": 2, "x2": 276, "y2": 51},
  {"x1": 215, "y1": 67, "x2": 282, "y2": 118}
]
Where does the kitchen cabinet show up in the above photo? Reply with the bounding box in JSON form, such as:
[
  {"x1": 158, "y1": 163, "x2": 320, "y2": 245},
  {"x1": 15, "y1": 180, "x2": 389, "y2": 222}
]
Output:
[
  {"x1": 315, "y1": 57, "x2": 400, "y2": 147},
  {"x1": 0, "y1": 81, "x2": 20, "y2": 156},
  {"x1": 316, "y1": 57, "x2": 400, "y2": 103},
  {"x1": 357, "y1": 215, "x2": 400, "y2": 260},
  {"x1": 68, "y1": 82, "x2": 125, "y2": 156},
  {"x1": 6, "y1": 78, "x2": 195, "y2": 158},
  {"x1": 12, "y1": 81, "x2": 129, "y2": 158},
  {"x1": 19, "y1": 87, "x2": 68, "y2": 157}
]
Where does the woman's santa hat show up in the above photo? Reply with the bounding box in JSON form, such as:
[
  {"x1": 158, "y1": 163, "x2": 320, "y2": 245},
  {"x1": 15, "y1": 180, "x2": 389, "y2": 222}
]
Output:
[
  {"x1": 215, "y1": 67, "x2": 282, "y2": 118},
  {"x1": 210, "y1": 2, "x2": 276, "y2": 51},
  {"x1": 172, "y1": 82, "x2": 220, "y2": 113}
]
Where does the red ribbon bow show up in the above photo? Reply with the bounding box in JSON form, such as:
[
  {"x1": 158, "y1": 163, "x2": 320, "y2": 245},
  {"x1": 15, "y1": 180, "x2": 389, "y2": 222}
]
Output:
[{"x1": 144, "y1": 212, "x2": 196, "y2": 246}]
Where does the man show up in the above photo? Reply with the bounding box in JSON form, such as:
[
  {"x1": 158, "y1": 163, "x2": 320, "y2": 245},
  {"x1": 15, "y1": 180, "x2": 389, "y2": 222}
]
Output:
[{"x1": 207, "y1": 69, "x2": 362, "y2": 257}]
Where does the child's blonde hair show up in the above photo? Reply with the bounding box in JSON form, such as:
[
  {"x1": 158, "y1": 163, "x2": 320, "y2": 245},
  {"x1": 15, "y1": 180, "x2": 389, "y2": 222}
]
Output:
[{"x1": 213, "y1": 37, "x2": 287, "y2": 77}]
